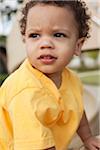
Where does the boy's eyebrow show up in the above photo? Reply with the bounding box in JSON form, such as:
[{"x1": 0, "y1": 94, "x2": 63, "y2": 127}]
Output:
[
  {"x1": 52, "y1": 27, "x2": 71, "y2": 34},
  {"x1": 26, "y1": 28, "x2": 42, "y2": 33},
  {"x1": 26, "y1": 27, "x2": 71, "y2": 34}
]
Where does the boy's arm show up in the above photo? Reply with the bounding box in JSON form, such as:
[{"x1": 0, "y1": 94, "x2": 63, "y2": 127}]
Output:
[
  {"x1": 77, "y1": 111, "x2": 92, "y2": 142},
  {"x1": 77, "y1": 111, "x2": 100, "y2": 149}
]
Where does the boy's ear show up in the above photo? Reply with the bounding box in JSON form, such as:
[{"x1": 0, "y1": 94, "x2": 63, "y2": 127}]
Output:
[{"x1": 74, "y1": 37, "x2": 85, "y2": 56}]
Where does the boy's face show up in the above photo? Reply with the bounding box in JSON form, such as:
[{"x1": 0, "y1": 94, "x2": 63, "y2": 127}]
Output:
[{"x1": 24, "y1": 4, "x2": 83, "y2": 75}]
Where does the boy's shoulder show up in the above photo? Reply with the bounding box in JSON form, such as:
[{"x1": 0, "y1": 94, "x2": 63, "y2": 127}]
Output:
[
  {"x1": 2, "y1": 59, "x2": 42, "y2": 86},
  {"x1": 64, "y1": 67, "x2": 83, "y2": 91},
  {"x1": 64, "y1": 67, "x2": 80, "y2": 80},
  {"x1": 0, "y1": 60, "x2": 42, "y2": 105}
]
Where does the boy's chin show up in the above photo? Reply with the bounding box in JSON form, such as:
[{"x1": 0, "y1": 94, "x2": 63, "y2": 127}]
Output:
[
  {"x1": 36, "y1": 67, "x2": 55, "y2": 74},
  {"x1": 39, "y1": 69, "x2": 57, "y2": 75}
]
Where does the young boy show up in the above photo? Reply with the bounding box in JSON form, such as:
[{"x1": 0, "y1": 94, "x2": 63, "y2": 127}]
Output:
[{"x1": 0, "y1": 0, "x2": 100, "y2": 150}]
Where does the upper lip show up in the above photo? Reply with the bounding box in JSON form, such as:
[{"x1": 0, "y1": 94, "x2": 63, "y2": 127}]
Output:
[{"x1": 37, "y1": 54, "x2": 57, "y2": 59}]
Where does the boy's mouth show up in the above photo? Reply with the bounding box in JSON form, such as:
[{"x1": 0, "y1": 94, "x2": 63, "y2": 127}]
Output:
[{"x1": 37, "y1": 54, "x2": 57, "y2": 64}]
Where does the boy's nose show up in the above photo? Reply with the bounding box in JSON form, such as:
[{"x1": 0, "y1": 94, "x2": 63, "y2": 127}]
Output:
[{"x1": 39, "y1": 39, "x2": 54, "y2": 50}]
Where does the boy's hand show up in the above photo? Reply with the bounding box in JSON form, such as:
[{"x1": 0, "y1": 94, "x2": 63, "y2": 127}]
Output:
[{"x1": 84, "y1": 136, "x2": 100, "y2": 150}]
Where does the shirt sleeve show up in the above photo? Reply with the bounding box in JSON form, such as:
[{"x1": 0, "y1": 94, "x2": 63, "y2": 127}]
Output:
[{"x1": 0, "y1": 88, "x2": 13, "y2": 150}]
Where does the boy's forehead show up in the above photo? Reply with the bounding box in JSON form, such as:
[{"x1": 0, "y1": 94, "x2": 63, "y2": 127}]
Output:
[
  {"x1": 27, "y1": 5, "x2": 73, "y2": 23},
  {"x1": 26, "y1": 4, "x2": 78, "y2": 35}
]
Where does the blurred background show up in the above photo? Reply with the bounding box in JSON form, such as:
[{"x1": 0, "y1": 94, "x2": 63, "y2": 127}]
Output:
[{"x1": 0, "y1": 0, "x2": 100, "y2": 149}]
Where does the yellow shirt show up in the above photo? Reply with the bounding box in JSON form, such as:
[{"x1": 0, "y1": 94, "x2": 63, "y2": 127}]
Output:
[{"x1": 0, "y1": 59, "x2": 84, "y2": 150}]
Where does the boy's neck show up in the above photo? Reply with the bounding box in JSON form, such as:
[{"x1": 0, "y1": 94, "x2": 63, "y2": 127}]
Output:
[{"x1": 45, "y1": 72, "x2": 62, "y2": 89}]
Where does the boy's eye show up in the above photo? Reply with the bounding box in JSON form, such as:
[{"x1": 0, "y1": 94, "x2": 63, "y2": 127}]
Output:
[
  {"x1": 54, "y1": 33, "x2": 67, "y2": 38},
  {"x1": 29, "y1": 33, "x2": 40, "y2": 38}
]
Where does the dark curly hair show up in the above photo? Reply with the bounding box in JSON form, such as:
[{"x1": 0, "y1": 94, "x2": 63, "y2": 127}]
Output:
[{"x1": 19, "y1": 0, "x2": 91, "y2": 40}]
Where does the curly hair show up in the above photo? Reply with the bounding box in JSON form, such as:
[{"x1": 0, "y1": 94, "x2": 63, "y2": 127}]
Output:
[{"x1": 19, "y1": 0, "x2": 91, "y2": 40}]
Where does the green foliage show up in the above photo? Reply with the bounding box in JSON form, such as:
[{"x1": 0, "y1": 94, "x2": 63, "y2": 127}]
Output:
[
  {"x1": 0, "y1": 35, "x2": 6, "y2": 45},
  {"x1": 84, "y1": 51, "x2": 99, "y2": 59},
  {"x1": 81, "y1": 74, "x2": 100, "y2": 86},
  {"x1": 0, "y1": 74, "x2": 8, "y2": 86}
]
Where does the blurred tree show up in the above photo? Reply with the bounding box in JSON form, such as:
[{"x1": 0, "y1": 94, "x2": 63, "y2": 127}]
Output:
[{"x1": 0, "y1": 46, "x2": 8, "y2": 86}]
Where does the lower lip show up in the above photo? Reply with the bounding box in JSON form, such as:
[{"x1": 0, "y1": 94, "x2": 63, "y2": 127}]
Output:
[{"x1": 39, "y1": 58, "x2": 56, "y2": 64}]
